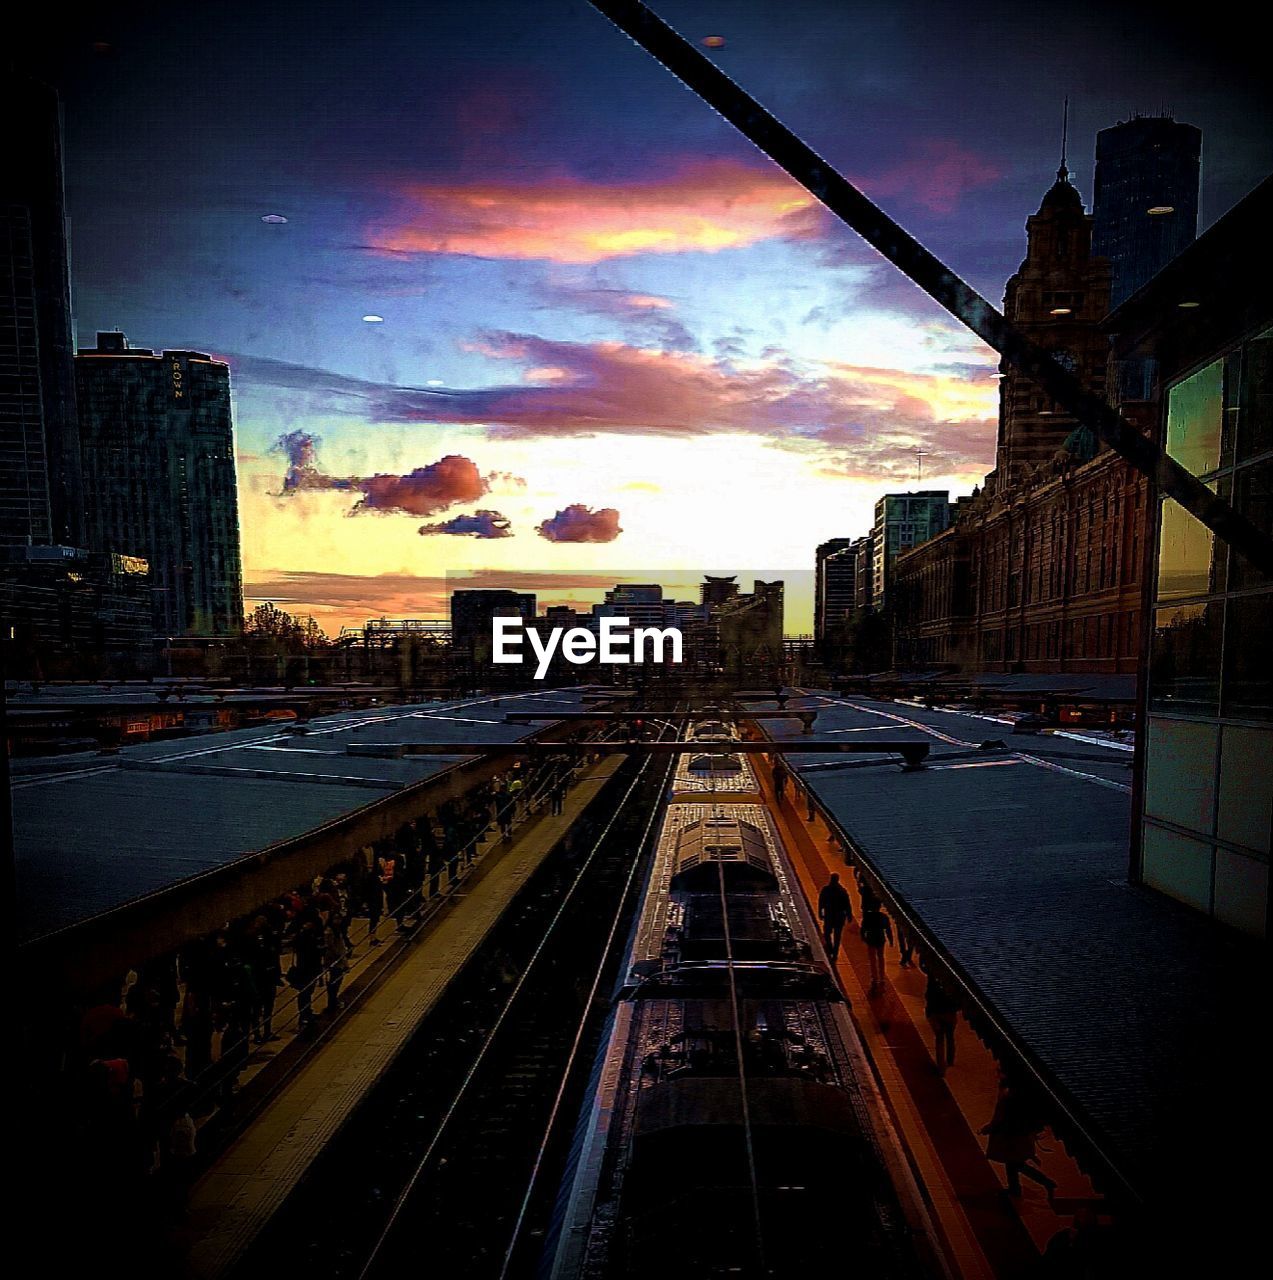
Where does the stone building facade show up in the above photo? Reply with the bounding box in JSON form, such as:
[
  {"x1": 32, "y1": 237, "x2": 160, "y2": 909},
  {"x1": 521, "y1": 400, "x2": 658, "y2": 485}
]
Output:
[
  {"x1": 893, "y1": 163, "x2": 1151, "y2": 675},
  {"x1": 893, "y1": 446, "x2": 1148, "y2": 672}
]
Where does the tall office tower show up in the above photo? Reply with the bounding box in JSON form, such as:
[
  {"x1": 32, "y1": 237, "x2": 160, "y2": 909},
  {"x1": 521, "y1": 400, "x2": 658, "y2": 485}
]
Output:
[
  {"x1": 870, "y1": 492, "x2": 951, "y2": 610},
  {"x1": 76, "y1": 332, "x2": 245, "y2": 636},
  {"x1": 1093, "y1": 116, "x2": 1201, "y2": 310},
  {"x1": 814, "y1": 537, "x2": 855, "y2": 644},
  {"x1": 0, "y1": 76, "x2": 84, "y2": 549},
  {"x1": 995, "y1": 161, "x2": 1112, "y2": 485}
]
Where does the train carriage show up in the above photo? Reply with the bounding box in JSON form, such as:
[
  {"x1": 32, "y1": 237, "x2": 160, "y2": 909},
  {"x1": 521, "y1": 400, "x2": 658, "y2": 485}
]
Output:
[{"x1": 549, "y1": 719, "x2": 951, "y2": 1280}]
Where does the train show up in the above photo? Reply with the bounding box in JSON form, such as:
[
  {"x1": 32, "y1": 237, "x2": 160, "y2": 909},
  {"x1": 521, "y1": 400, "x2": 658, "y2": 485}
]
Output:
[{"x1": 547, "y1": 716, "x2": 952, "y2": 1279}]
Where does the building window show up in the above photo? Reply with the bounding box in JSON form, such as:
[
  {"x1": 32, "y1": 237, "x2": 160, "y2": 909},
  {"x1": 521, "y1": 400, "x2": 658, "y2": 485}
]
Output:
[
  {"x1": 1149, "y1": 601, "x2": 1223, "y2": 716},
  {"x1": 1238, "y1": 327, "x2": 1273, "y2": 461},
  {"x1": 1222, "y1": 593, "x2": 1273, "y2": 721},
  {"x1": 1165, "y1": 357, "x2": 1225, "y2": 478},
  {"x1": 1229, "y1": 461, "x2": 1272, "y2": 593},
  {"x1": 1157, "y1": 494, "x2": 1226, "y2": 600}
]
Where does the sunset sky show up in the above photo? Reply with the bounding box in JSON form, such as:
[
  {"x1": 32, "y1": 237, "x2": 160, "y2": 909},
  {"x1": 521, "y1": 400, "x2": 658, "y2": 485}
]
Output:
[{"x1": 36, "y1": 0, "x2": 1272, "y2": 633}]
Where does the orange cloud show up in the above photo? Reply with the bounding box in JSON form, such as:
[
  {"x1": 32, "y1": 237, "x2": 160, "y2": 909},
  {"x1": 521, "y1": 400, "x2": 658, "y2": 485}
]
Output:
[
  {"x1": 239, "y1": 337, "x2": 997, "y2": 478},
  {"x1": 366, "y1": 160, "x2": 824, "y2": 263}
]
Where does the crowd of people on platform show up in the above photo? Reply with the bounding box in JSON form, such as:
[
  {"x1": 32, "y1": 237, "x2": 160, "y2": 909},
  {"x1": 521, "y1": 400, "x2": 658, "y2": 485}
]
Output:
[
  {"x1": 800, "y1": 776, "x2": 1114, "y2": 1272},
  {"x1": 65, "y1": 749, "x2": 583, "y2": 1215}
]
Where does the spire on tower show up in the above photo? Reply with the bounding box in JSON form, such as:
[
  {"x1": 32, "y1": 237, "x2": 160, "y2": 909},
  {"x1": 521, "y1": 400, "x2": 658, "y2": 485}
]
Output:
[{"x1": 1058, "y1": 96, "x2": 1070, "y2": 182}]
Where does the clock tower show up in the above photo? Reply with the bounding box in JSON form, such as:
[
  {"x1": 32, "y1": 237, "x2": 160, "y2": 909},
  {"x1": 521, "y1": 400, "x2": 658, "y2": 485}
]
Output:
[{"x1": 994, "y1": 154, "x2": 1112, "y2": 485}]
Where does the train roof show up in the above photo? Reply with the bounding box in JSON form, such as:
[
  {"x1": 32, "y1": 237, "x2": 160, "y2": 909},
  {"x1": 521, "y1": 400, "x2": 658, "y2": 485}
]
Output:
[{"x1": 670, "y1": 814, "x2": 775, "y2": 889}]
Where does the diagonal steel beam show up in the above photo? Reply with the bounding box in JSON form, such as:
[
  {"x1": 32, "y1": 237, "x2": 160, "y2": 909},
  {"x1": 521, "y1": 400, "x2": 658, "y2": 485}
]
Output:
[{"x1": 587, "y1": 0, "x2": 1273, "y2": 575}]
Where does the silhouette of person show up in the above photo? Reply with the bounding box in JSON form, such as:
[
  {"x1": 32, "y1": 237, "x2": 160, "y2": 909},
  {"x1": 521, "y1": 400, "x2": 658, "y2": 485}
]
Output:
[
  {"x1": 981, "y1": 1079, "x2": 1059, "y2": 1203},
  {"x1": 817, "y1": 873, "x2": 853, "y2": 960},
  {"x1": 860, "y1": 901, "x2": 894, "y2": 995},
  {"x1": 922, "y1": 966, "x2": 959, "y2": 1076},
  {"x1": 772, "y1": 756, "x2": 789, "y2": 803}
]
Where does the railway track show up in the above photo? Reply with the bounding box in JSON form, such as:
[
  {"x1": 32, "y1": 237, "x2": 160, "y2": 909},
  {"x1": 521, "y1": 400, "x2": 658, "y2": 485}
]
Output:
[{"x1": 231, "y1": 724, "x2": 676, "y2": 1280}]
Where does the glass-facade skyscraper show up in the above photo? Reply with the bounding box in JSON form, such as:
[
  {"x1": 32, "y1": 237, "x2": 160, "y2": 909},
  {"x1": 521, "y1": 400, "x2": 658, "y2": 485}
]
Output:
[
  {"x1": 76, "y1": 333, "x2": 244, "y2": 637},
  {"x1": 1093, "y1": 115, "x2": 1202, "y2": 310},
  {"x1": 0, "y1": 76, "x2": 84, "y2": 550},
  {"x1": 1, "y1": 81, "x2": 153, "y2": 672},
  {"x1": 871, "y1": 492, "x2": 951, "y2": 609}
]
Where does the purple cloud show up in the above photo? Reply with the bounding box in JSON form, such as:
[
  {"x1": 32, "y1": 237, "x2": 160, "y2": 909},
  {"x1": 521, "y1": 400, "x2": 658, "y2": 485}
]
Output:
[
  {"x1": 536, "y1": 504, "x2": 623, "y2": 543},
  {"x1": 418, "y1": 509, "x2": 513, "y2": 539},
  {"x1": 270, "y1": 432, "x2": 519, "y2": 517}
]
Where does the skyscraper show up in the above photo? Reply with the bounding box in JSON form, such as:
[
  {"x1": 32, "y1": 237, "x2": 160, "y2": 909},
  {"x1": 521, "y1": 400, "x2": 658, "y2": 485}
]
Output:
[
  {"x1": 814, "y1": 538, "x2": 854, "y2": 643},
  {"x1": 1, "y1": 81, "x2": 152, "y2": 673},
  {"x1": 870, "y1": 492, "x2": 951, "y2": 609},
  {"x1": 76, "y1": 333, "x2": 244, "y2": 636},
  {"x1": 1093, "y1": 115, "x2": 1201, "y2": 310},
  {"x1": 0, "y1": 76, "x2": 84, "y2": 549},
  {"x1": 814, "y1": 538, "x2": 857, "y2": 648}
]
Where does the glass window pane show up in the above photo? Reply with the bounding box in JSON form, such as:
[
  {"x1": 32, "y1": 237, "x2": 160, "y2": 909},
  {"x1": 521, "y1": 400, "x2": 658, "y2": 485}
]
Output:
[
  {"x1": 1141, "y1": 822, "x2": 1213, "y2": 913},
  {"x1": 1144, "y1": 718, "x2": 1219, "y2": 833},
  {"x1": 1222, "y1": 592, "x2": 1273, "y2": 720},
  {"x1": 1221, "y1": 350, "x2": 1242, "y2": 462},
  {"x1": 1150, "y1": 601, "x2": 1223, "y2": 715},
  {"x1": 1230, "y1": 462, "x2": 1272, "y2": 592},
  {"x1": 1166, "y1": 358, "x2": 1225, "y2": 477},
  {"x1": 1238, "y1": 327, "x2": 1273, "y2": 462},
  {"x1": 1156, "y1": 490, "x2": 1225, "y2": 601}
]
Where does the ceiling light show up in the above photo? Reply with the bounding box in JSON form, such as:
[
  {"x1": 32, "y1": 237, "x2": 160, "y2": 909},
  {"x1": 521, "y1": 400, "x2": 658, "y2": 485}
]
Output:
[
  {"x1": 1147, "y1": 205, "x2": 1175, "y2": 215},
  {"x1": 1049, "y1": 307, "x2": 1072, "y2": 316},
  {"x1": 362, "y1": 314, "x2": 384, "y2": 323},
  {"x1": 1177, "y1": 300, "x2": 1201, "y2": 309},
  {"x1": 261, "y1": 214, "x2": 288, "y2": 224}
]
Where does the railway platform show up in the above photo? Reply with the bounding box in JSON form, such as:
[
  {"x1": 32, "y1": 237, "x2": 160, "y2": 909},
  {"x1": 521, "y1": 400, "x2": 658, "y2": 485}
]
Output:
[
  {"x1": 176, "y1": 751, "x2": 625, "y2": 1279},
  {"x1": 755, "y1": 752, "x2": 1098, "y2": 1279},
  {"x1": 754, "y1": 691, "x2": 1267, "y2": 1273}
]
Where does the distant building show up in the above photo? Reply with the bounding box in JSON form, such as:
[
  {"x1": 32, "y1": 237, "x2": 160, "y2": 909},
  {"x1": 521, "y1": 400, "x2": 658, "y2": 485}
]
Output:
[
  {"x1": 0, "y1": 76, "x2": 84, "y2": 550},
  {"x1": 1093, "y1": 116, "x2": 1201, "y2": 310},
  {"x1": 852, "y1": 535, "x2": 874, "y2": 612},
  {"x1": 1106, "y1": 175, "x2": 1271, "y2": 939},
  {"x1": 75, "y1": 333, "x2": 242, "y2": 638},
  {"x1": 814, "y1": 538, "x2": 856, "y2": 648},
  {"x1": 1, "y1": 546, "x2": 153, "y2": 677},
  {"x1": 717, "y1": 579, "x2": 784, "y2": 679},
  {"x1": 700, "y1": 575, "x2": 739, "y2": 609},
  {"x1": 542, "y1": 604, "x2": 583, "y2": 628},
  {"x1": 450, "y1": 588, "x2": 536, "y2": 668},
  {"x1": 601, "y1": 583, "x2": 668, "y2": 630},
  {"x1": 870, "y1": 492, "x2": 951, "y2": 610}
]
